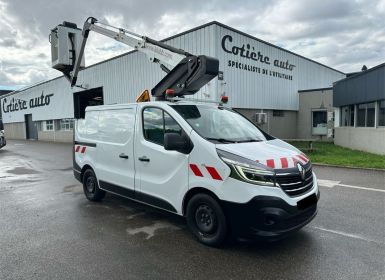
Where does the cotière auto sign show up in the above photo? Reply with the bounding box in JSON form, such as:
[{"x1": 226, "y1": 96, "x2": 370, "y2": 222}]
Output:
[{"x1": 2, "y1": 92, "x2": 54, "y2": 113}]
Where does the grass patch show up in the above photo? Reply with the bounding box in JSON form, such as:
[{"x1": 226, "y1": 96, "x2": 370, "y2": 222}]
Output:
[{"x1": 289, "y1": 141, "x2": 385, "y2": 169}]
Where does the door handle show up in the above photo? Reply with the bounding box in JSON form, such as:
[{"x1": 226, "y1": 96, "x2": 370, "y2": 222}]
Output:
[
  {"x1": 119, "y1": 153, "x2": 129, "y2": 159},
  {"x1": 138, "y1": 156, "x2": 150, "y2": 162}
]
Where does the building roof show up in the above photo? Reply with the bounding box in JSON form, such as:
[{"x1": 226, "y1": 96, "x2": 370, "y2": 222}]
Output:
[
  {"x1": 0, "y1": 90, "x2": 12, "y2": 96},
  {"x1": 298, "y1": 87, "x2": 333, "y2": 93},
  {"x1": 333, "y1": 62, "x2": 385, "y2": 107},
  {"x1": 334, "y1": 62, "x2": 385, "y2": 84}
]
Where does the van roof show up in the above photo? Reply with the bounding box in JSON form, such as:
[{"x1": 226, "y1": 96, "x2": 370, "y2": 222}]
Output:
[{"x1": 85, "y1": 100, "x2": 221, "y2": 111}]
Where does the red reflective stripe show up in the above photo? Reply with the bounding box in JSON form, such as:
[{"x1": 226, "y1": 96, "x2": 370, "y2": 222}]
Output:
[
  {"x1": 81, "y1": 146, "x2": 86, "y2": 154},
  {"x1": 298, "y1": 154, "x2": 308, "y2": 163},
  {"x1": 205, "y1": 166, "x2": 223, "y2": 181},
  {"x1": 190, "y1": 164, "x2": 203, "y2": 177},
  {"x1": 301, "y1": 153, "x2": 308, "y2": 160},
  {"x1": 75, "y1": 145, "x2": 80, "y2": 152},
  {"x1": 295, "y1": 155, "x2": 306, "y2": 164},
  {"x1": 280, "y1": 157, "x2": 288, "y2": 168},
  {"x1": 266, "y1": 159, "x2": 275, "y2": 168}
]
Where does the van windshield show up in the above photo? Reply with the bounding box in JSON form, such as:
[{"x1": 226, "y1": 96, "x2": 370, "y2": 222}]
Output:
[{"x1": 170, "y1": 104, "x2": 266, "y2": 143}]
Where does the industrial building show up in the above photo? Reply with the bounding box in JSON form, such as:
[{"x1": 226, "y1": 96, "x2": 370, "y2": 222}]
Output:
[
  {"x1": 0, "y1": 21, "x2": 345, "y2": 143},
  {"x1": 333, "y1": 63, "x2": 385, "y2": 155}
]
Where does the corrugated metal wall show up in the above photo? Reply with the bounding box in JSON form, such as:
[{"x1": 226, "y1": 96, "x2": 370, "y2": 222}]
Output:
[
  {"x1": 215, "y1": 25, "x2": 345, "y2": 110},
  {"x1": 1, "y1": 22, "x2": 346, "y2": 123}
]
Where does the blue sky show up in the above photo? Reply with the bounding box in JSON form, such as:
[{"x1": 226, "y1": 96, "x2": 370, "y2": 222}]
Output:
[{"x1": 0, "y1": 0, "x2": 384, "y2": 89}]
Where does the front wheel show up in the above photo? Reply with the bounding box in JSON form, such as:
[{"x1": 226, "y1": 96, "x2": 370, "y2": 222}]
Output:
[
  {"x1": 186, "y1": 193, "x2": 228, "y2": 247},
  {"x1": 82, "y1": 169, "x2": 106, "y2": 201}
]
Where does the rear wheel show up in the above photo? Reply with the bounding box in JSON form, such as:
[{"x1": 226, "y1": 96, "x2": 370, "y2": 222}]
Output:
[
  {"x1": 82, "y1": 169, "x2": 106, "y2": 201},
  {"x1": 186, "y1": 193, "x2": 228, "y2": 247}
]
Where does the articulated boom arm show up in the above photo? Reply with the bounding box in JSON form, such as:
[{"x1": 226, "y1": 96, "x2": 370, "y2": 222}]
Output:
[{"x1": 53, "y1": 17, "x2": 219, "y2": 99}]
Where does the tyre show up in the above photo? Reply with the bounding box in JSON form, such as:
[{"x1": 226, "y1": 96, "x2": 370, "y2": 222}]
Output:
[
  {"x1": 82, "y1": 169, "x2": 106, "y2": 201},
  {"x1": 186, "y1": 193, "x2": 228, "y2": 247}
]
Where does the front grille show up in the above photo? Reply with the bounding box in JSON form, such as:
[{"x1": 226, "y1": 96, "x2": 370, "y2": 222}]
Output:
[{"x1": 275, "y1": 164, "x2": 314, "y2": 197}]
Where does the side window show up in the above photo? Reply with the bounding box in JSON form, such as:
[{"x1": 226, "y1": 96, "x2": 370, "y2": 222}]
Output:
[
  {"x1": 143, "y1": 108, "x2": 183, "y2": 146},
  {"x1": 99, "y1": 109, "x2": 135, "y2": 144},
  {"x1": 143, "y1": 108, "x2": 164, "y2": 145},
  {"x1": 164, "y1": 112, "x2": 182, "y2": 135},
  {"x1": 86, "y1": 111, "x2": 99, "y2": 137}
]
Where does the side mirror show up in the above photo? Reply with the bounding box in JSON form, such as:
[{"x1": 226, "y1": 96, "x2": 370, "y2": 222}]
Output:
[{"x1": 164, "y1": 133, "x2": 193, "y2": 154}]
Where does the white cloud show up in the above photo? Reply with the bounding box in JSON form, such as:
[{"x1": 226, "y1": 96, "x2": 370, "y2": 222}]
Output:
[{"x1": 0, "y1": 0, "x2": 384, "y2": 88}]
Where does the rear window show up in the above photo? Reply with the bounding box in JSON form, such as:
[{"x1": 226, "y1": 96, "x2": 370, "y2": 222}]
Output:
[
  {"x1": 77, "y1": 108, "x2": 135, "y2": 144},
  {"x1": 99, "y1": 109, "x2": 135, "y2": 144},
  {"x1": 77, "y1": 111, "x2": 99, "y2": 139}
]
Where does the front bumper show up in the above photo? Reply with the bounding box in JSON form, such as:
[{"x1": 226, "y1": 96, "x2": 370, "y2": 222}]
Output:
[
  {"x1": 221, "y1": 191, "x2": 319, "y2": 240},
  {"x1": 0, "y1": 136, "x2": 6, "y2": 148}
]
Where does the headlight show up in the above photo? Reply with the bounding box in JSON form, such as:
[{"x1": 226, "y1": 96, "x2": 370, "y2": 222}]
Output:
[{"x1": 217, "y1": 149, "x2": 275, "y2": 187}]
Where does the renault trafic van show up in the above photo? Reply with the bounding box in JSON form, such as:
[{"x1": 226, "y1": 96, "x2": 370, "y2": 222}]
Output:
[{"x1": 73, "y1": 101, "x2": 319, "y2": 246}]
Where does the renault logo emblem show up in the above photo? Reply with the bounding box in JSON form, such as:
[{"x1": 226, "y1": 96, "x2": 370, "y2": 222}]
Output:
[{"x1": 297, "y1": 162, "x2": 306, "y2": 180}]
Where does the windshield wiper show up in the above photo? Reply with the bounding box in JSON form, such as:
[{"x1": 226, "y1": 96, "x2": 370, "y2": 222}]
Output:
[
  {"x1": 206, "y1": 137, "x2": 236, "y2": 143},
  {"x1": 236, "y1": 139, "x2": 263, "y2": 143}
]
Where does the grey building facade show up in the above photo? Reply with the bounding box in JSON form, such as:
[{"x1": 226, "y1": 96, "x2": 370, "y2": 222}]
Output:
[{"x1": 334, "y1": 63, "x2": 385, "y2": 155}]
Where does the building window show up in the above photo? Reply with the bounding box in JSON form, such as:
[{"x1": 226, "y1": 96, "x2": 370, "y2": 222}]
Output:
[
  {"x1": 60, "y1": 119, "x2": 74, "y2": 131},
  {"x1": 357, "y1": 102, "x2": 375, "y2": 127},
  {"x1": 340, "y1": 105, "x2": 355, "y2": 126},
  {"x1": 367, "y1": 102, "x2": 375, "y2": 127},
  {"x1": 273, "y1": 110, "x2": 284, "y2": 117},
  {"x1": 43, "y1": 120, "x2": 54, "y2": 131},
  {"x1": 312, "y1": 110, "x2": 327, "y2": 135},
  {"x1": 357, "y1": 104, "x2": 366, "y2": 127},
  {"x1": 379, "y1": 100, "x2": 385, "y2": 127}
]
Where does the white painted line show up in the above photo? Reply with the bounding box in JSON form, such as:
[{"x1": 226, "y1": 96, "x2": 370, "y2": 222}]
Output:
[
  {"x1": 318, "y1": 179, "x2": 385, "y2": 193},
  {"x1": 336, "y1": 183, "x2": 385, "y2": 193},
  {"x1": 317, "y1": 179, "x2": 340, "y2": 188},
  {"x1": 310, "y1": 226, "x2": 383, "y2": 244}
]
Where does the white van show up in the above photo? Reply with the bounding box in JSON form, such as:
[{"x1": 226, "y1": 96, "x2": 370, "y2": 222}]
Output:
[{"x1": 73, "y1": 101, "x2": 319, "y2": 246}]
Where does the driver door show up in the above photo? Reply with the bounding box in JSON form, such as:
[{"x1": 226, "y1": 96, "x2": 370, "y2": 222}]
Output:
[{"x1": 134, "y1": 106, "x2": 189, "y2": 214}]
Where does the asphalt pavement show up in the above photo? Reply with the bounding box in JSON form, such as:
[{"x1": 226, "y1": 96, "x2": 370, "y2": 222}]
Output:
[{"x1": 0, "y1": 140, "x2": 384, "y2": 280}]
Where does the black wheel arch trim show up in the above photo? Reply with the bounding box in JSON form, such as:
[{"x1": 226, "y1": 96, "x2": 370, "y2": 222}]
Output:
[{"x1": 182, "y1": 187, "x2": 221, "y2": 216}]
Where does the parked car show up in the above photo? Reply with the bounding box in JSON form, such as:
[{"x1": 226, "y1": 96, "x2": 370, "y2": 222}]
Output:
[{"x1": 0, "y1": 120, "x2": 6, "y2": 149}]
